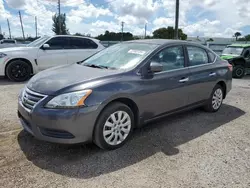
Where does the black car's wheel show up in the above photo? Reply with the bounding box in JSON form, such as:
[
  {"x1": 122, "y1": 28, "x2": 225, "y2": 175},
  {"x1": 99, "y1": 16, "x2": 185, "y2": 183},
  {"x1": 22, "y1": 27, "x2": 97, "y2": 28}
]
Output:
[
  {"x1": 233, "y1": 65, "x2": 245, "y2": 78},
  {"x1": 6, "y1": 60, "x2": 32, "y2": 82},
  {"x1": 94, "y1": 102, "x2": 134, "y2": 150},
  {"x1": 204, "y1": 84, "x2": 224, "y2": 112}
]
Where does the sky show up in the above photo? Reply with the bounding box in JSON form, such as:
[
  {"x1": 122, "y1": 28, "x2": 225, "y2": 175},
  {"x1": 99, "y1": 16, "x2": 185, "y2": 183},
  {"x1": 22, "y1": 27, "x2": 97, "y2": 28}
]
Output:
[{"x1": 0, "y1": 0, "x2": 250, "y2": 39}]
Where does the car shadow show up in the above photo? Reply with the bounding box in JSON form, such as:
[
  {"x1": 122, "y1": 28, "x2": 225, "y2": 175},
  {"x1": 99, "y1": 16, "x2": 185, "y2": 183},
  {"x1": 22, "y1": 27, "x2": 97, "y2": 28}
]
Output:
[
  {"x1": 17, "y1": 104, "x2": 245, "y2": 179},
  {"x1": 0, "y1": 78, "x2": 27, "y2": 85}
]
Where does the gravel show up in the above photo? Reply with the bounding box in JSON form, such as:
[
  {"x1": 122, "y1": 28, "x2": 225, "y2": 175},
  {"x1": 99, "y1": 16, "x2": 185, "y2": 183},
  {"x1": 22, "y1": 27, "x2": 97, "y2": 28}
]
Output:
[{"x1": 0, "y1": 77, "x2": 250, "y2": 188}]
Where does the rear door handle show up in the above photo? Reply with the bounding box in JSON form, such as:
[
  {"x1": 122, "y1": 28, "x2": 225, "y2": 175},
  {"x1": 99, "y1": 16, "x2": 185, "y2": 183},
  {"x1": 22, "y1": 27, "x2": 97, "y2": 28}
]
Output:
[
  {"x1": 179, "y1": 77, "x2": 189, "y2": 83},
  {"x1": 209, "y1": 72, "x2": 216, "y2": 76}
]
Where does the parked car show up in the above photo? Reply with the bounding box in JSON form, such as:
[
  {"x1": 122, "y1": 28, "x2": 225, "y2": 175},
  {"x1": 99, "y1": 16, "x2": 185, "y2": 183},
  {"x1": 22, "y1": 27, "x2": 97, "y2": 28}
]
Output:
[
  {"x1": 18, "y1": 39, "x2": 232, "y2": 150},
  {"x1": 0, "y1": 35, "x2": 105, "y2": 81},
  {"x1": 220, "y1": 44, "x2": 250, "y2": 78},
  {"x1": 0, "y1": 39, "x2": 17, "y2": 44}
]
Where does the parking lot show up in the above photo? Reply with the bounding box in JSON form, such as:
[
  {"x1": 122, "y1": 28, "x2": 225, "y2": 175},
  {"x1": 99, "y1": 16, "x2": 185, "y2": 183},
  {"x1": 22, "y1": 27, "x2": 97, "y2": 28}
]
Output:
[{"x1": 0, "y1": 77, "x2": 250, "y2": 188}]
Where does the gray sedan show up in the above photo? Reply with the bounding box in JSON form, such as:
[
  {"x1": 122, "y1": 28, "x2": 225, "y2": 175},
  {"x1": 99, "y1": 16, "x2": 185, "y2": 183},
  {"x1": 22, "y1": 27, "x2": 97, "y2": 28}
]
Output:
[{"x1": 18, "y1": 39, "x2": 232, "y2": 150}]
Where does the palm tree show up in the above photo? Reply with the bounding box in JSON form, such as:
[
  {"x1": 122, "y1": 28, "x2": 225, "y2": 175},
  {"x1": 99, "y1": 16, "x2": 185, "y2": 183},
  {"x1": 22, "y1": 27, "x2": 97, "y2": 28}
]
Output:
[
  {"x1": 234, "y1": 32, "x2": 241, "y2": 41},
  {"x1": 175, "y1": 0, "x2": 179, "y2": 39}
]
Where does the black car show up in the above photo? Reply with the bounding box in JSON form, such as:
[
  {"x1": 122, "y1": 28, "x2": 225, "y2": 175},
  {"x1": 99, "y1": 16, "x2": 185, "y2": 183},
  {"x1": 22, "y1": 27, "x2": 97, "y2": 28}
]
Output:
[{"x1": 18, "y1": 39, "x2": 232, "y2": 150}]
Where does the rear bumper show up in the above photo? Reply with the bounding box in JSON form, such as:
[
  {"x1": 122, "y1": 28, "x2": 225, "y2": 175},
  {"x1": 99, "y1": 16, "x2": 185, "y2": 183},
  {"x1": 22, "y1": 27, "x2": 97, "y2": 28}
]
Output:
[
  {"x1": 226, "y1": 79, "x2": 232, "y2": 96},
  {"x1": 18, "y1": 98, "x2": 100, "y2": 144}
]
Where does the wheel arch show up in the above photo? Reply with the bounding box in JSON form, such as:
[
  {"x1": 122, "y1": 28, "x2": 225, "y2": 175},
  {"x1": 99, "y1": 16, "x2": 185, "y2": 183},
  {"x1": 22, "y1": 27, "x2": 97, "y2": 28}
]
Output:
[
  {"x1": 216, "y1": 80, "x2": 227, "y2": 99},
  {"x1": 232, "y1": 57, "x2": 246, "y2": 67},
  {"x1": 5, "y1": 58, "x2": 34, "y2": 76},
  {"x1": 93, "y1": 96, "x2": 140, "y2": 138}
]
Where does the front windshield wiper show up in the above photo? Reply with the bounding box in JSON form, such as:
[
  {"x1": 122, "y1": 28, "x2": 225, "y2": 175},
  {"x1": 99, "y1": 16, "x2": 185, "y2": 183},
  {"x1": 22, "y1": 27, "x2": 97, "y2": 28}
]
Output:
[{"x1": 83, "y1": 63, "x2": 114, "y2": 70}]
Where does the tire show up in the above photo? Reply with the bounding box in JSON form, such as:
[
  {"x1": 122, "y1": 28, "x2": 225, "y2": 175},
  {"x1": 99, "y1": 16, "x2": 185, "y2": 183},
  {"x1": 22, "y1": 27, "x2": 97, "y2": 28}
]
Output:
[
  {"x1": 203, "y1": 84, "x2": 224, "y2": 112},
  {"x1": 6, "y1": 60, "x2": 32, "y2": 82},
  {"x1": 233, "y1": 65, "x2": 245, "y2": 78},
  {"x1": 94, "y1": 102, "x2": 135, "y2": 150}
]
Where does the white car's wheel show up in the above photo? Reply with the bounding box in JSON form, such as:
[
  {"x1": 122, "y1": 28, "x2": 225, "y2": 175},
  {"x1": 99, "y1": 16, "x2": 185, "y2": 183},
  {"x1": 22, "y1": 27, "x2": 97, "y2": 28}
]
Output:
[{"x1": 6, "y1": 60, "x2": 32, "y2": 82}]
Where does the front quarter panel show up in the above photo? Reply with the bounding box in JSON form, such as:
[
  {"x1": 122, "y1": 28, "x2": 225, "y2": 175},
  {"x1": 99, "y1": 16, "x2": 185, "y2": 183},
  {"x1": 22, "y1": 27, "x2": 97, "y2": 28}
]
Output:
[{"x1": 1, "y1": 48, "x2": 39, "y2": 75}]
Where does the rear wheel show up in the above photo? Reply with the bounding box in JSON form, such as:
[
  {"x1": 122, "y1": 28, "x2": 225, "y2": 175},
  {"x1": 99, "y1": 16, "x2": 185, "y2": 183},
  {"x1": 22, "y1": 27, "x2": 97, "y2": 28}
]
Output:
[
  {"x1": 6, "y1": 60, "x2": 32, "y2": 82},
  {"x1": 94, "y1": 102, "x2": 134, "y2": 150},
  {"x1": 204, "y1": 84, "x2": 224, "y2": 112},
  {"x1": 233, "y1": 65, "x2": 245, "y2": 78}
]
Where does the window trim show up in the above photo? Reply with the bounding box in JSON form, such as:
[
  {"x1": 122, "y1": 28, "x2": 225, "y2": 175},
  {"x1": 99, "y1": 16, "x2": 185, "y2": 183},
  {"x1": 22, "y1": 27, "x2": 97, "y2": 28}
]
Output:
[
  {"x1": 185, "y1": 45, "x2": 214, "y2": 68},
  {"x1": 68, "y1": 37, "x2": 98, "y2": 49},
  {"x1": 42, "y1": 36, "x2": 70, "y2": 50},
  {"x1": 148, "y1": 44, "x2": 187, "y2": 75}
]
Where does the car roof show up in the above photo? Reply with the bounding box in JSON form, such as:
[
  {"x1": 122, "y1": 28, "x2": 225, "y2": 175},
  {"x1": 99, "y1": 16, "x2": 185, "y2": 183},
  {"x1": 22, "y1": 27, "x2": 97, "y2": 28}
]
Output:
[
  {"x1": 228, "y1": 43, "x2": 250, "y2": 48},
  {"x1": 53, "y1": 35, "x2": 100, "y2": 42},
  {"x1": 125, "y1": 39, "x2": 202, "y2": 46}
]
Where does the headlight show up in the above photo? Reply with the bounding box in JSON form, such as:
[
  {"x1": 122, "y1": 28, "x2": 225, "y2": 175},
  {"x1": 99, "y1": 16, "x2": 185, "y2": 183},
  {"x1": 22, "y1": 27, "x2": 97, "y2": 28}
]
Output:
[
  {"x1": 0, "y1": 53, "x2": 7, "y2": 58},
  {"x1": 45, "y1": 89, "x2": 92, "y2": 108}
]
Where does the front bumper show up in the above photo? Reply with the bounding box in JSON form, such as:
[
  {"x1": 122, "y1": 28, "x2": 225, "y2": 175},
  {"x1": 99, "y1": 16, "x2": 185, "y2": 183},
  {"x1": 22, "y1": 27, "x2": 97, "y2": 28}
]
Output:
[{"x1": 18, "y1": 97, "x2": 100, "y2": 144}]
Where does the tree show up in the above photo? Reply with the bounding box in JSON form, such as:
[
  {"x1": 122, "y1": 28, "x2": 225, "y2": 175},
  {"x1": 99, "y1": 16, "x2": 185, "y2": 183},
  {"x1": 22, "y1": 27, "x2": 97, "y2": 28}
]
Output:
[
  {"x1": 206, "y1": 38, "x2": 214, "y2": 42},
  {"x1": 245, "y1": 34, "x2": 250, "y2": 41},
  {"x1": 234, "y1": 32, "x2": 241, "y2": 41},
  {"x1": 96, "y1": 30, "x2": 134, "y2": 41},
  {"x1": 152, "y1": 27, "x2": 187, "y2": 40},
  {"x1": 52, "y1": 13, "x2": 69, "y2": 35}
]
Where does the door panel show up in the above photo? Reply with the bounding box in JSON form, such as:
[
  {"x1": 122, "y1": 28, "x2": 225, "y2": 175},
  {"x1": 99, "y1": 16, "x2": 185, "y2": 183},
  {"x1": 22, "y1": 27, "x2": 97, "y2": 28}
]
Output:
[
  {"x1": 67, "y1": 49, "x2": 99, "y2": 64},
  {"x1": 186, "y1": 45, "x2": 218, "y2": 104},
  {"x1": 37, "y1": 49, "x2": 68, "y2": 71},
  {"x1": 188, "y1": 65, "x2": 219, "y2": 104},
  {"x1": 138, "y1": 69, "x2": 191, "y2": 119},
  {"x1": 137, "y1": 45, "x2": 191, "y2": 120}
]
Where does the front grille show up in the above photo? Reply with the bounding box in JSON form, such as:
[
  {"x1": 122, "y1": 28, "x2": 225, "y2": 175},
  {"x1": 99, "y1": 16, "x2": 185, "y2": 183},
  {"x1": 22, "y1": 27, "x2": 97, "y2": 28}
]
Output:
[
  {"x1": 22, "y1": 88, "x2": 46, "y2": 111},
  {"x1": 39, "y1": 128, "x2": 75, "y2": 139}
]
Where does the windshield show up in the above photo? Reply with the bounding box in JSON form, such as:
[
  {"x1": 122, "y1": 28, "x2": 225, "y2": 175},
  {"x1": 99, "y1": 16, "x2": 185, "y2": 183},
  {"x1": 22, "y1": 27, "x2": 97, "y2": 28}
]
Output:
[
  {"x1": 82, "y1": 42, "x2": 159, "y2": 70},
  {"x1": 222, "y1": 47, "x2": 244, "y2": 56},
  {"x1": 26, "y1": 36, "x2": 50, "y2": 47}
]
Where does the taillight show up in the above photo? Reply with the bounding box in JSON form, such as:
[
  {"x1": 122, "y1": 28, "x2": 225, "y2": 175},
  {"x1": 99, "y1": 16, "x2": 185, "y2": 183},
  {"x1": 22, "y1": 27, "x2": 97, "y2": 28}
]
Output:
[{"x1": 228, "y1": 63, "x2": 233, "y2": 72}]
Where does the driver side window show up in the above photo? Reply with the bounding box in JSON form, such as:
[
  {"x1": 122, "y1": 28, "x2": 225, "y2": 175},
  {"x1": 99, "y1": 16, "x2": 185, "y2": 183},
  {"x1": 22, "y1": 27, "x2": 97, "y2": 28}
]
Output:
[
  {"x1": 151, "y1": 46, "x2": 185, "y2": 72},
  {"x1": 46, "y1": 37, "x2": 69, "y2": 50}
]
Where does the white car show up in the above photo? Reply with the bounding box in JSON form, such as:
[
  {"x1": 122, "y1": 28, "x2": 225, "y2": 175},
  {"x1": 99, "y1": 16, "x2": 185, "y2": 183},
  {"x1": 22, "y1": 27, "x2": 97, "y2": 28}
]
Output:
[{"x1": 0, "y1": 35, "x2": 105, "y2": 81}]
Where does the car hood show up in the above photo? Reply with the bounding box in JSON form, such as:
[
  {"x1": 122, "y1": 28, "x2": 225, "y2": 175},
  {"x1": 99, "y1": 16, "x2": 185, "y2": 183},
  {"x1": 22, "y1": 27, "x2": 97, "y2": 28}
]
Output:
[
  {"x1": 220, "y1": 54, "x2": 239, "y2": 60},
  {"x1": 27, "y1": 64, "x2": 121, "y2": 95},
  {"x1": 0, "y1": 46, "x2": 35, "y2": 53}
]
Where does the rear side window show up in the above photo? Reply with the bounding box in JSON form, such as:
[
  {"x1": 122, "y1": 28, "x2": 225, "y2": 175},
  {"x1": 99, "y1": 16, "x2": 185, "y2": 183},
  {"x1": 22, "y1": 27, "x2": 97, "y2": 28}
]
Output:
[
  {"x1": 187, "y1": 46, "x2": 209, "y2": 67},
  {"x1": 46, "y1": 37, "x2": 69, "y2": 50},
  {"x1": 69, "y1": 38, "x2": 98, "y2": 49},
  {"x1": 207, "y1": 51, "x2": 216, "y2": 63},
  {"x1": 2, "y1": 40, "x2": 15, "y2": 44}
]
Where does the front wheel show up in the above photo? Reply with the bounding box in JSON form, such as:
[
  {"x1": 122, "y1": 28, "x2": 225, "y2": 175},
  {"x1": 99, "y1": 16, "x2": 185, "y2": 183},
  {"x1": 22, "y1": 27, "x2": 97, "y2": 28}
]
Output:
[
  {"x1": 204, "y1": 84, "x2": 224, "y2": 112},
  {"x1": 6, "y1": 60, "x2": 32, "y2": 82},
  {"x1": 233, "y1": 65, "x2": 245, "y2": 78},
  {"x1": 94, "y1": 102, "x2": 134, "y2": 150}
]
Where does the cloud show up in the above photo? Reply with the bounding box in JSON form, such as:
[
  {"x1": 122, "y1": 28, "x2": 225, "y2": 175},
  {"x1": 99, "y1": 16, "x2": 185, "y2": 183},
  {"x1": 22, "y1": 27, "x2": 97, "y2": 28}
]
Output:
[
  {"x1": 0, "y1": 0, "x2": 11, "y2": 21},
  {"x1": 1, "y1": 0, "x2": 250, "y2": 38},
  {"x1": 67, "y1": 2, "x2": 113, "y2": 24}
]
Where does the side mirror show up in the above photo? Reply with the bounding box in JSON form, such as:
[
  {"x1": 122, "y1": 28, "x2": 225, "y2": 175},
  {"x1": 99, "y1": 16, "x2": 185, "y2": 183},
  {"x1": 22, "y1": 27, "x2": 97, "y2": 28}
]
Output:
[
  {"x1": 150, "y1": 61, "x2": 163, "y2": 73},
  {"x1": 42, "y1": 44, "x2": 50, "y2": 50}
]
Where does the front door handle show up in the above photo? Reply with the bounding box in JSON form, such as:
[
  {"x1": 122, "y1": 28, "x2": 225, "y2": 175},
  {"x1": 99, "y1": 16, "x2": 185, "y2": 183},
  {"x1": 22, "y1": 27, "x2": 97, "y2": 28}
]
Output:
[
  {"x1": 179, "y1": 77, "x2": 189, "y2": 83},
  {"x1": 209, "y1": 72, "x2": 216, "y2": 76}
]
